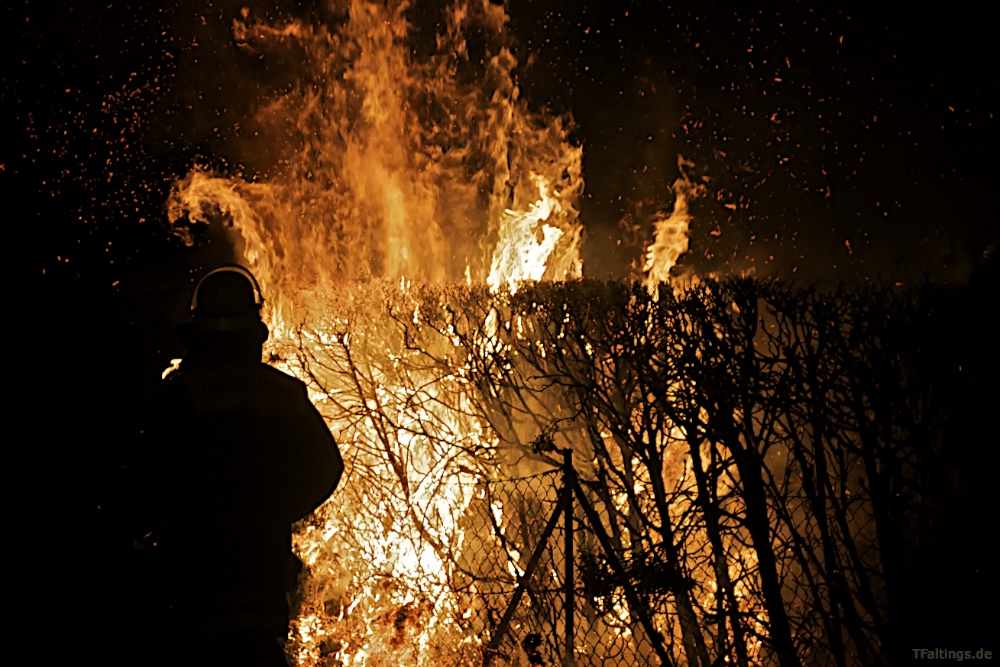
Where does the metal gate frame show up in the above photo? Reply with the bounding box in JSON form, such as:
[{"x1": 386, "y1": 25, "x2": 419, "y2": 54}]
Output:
[{"x1": 482, "y1": 450, "x2": 675, "y2": 667}]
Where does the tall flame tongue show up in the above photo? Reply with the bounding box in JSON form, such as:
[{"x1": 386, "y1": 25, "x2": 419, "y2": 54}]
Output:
[
  {"x1": 167, "y1": 1, "x2": 584, "y2": 664},
  {"x1": 642, "y1": 158, "x2": 705, "y2": 292}
]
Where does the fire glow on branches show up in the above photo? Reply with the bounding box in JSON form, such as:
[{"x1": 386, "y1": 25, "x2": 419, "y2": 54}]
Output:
[{"x1": 165, "y1": 2, "x2": 896, "y2": 666}]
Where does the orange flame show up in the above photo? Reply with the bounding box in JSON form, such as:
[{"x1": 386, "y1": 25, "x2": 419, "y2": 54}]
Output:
[
  {"x1": 167, "y1": 0, "x2": 584, "y2": 327},
  {"x1": 642, "y1": 158, "x2": 705, "y2": 291}
]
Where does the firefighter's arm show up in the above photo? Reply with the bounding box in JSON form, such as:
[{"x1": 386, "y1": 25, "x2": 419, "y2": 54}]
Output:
[{"x1": 287, "y1": 386, "x2": 344, "y2": 520}]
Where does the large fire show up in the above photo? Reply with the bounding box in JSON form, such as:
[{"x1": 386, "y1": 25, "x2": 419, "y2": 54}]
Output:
[
  {"x1": 167, "y1": 0, "x2": 584, "y2": 321},
  {"x1": 167, "y1": 1, "x2": 712, "y2": 665}
]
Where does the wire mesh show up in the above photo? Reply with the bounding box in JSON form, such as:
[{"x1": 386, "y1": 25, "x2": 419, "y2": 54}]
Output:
[
  {"x1": 447, "y1": 464, "x2": 672, "y2": 666},
  {"x1": 452, "y1": 468, "x2": 566, "y2": 666}
]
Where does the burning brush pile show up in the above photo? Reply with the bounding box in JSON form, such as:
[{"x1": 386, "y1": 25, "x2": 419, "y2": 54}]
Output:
[
  {"x1": 253, "y1": 278, "x2": 940, "y2": 667},
  {"x1": 164, "y1": 1, "x2": 956, "y2": 665}
]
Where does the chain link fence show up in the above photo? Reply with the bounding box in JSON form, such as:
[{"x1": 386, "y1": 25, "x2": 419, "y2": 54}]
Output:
[{"x1": 452, "y1": 453, "x2": 669, "y2": 667}]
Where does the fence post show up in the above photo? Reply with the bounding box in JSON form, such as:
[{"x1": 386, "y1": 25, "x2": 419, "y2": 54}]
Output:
[
  {"x1": 482, "y1": 483, "x2": 570, "y2": 667},
  {"x1": 563, "y1": 449, "x2": 576, "y2": 667}
]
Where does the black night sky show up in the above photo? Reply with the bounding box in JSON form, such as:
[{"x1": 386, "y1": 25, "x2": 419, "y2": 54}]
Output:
[
  {"x1": 13, "y1": 0, "x2": 998, "y2": 286},
  {"x1": 9, "y1": 0, "x2": 997, "y2": 662}
]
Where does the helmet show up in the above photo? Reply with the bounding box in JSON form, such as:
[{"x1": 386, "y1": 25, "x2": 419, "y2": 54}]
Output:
[{"x1": 190, "y1": 264, "x2": 264, "y2": 332}]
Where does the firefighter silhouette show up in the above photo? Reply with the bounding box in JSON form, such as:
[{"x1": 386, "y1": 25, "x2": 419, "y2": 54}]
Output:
[{"x1": 141, "y1": 264, "x2": 343, "y2": 666}]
